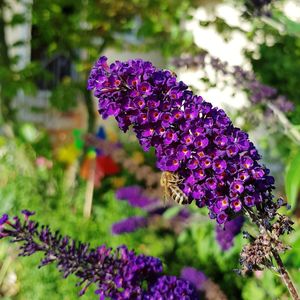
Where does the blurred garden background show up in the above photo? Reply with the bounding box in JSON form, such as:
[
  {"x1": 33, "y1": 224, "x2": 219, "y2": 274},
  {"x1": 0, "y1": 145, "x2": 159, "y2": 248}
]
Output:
[{"x1": 0, "y1": 0, "x2": 300, "y2": 299}]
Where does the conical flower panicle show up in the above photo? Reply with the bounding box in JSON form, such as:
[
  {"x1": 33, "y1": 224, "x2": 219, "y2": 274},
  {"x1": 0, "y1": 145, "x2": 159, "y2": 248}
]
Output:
[{"x1": 88, "y1": 56, "x2": 279, "y2": 224}]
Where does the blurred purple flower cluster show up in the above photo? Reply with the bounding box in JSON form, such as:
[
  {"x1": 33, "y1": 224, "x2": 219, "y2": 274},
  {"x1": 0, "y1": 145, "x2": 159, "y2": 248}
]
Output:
[
  {"x1": 172, "y1": 53, "x2": 294, "y2": 113},
  {"x1": 116, "y1": 186, "x2": 156, "y2": 209},
  {"x1": 111, "y1": 216, "x2": 148, "y2": 235},
  {"x1": 181, "y1": 267, "x2": 207, "y2": 290},
  {"x1": 216, "y1": 216, "x2": 244, "y2": 251},
  {"x1": 112, "y1": 185, "x2": 191, "y2": 235},
  {"x1": 0, "y1": 212, "x2": 199, "y2": 299},
  {"x1": 181, "y1": 267, "x2": 228, "y2": 300},
  {"x1": 88, "y1": 56, "x2": 279, "y2": 224}
]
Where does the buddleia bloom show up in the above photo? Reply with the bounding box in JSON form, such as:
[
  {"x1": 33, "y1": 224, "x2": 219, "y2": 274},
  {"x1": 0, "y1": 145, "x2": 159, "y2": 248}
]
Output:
[
  {"x1": 88, "y1": 56, "x2": 279, "y2": 224},
  {"x1": 0, "y1": 212, "x2": 198, "y2": 299}
]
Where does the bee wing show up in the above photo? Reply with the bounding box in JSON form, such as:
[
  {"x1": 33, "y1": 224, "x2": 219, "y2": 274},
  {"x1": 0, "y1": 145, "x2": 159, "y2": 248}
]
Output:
[{"x1": 163, "y1": 187, "x2": 172, "y2": 207}]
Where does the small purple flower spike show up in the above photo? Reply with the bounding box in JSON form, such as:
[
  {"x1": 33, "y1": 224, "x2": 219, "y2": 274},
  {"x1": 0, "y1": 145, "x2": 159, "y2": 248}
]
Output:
[{"x1": 0, "y1": 212, "x2": 199, "y2": 299}]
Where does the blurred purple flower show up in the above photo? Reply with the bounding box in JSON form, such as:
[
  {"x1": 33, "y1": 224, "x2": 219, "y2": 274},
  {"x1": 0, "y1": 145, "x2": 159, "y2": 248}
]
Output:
[
  {"x1": 111, "y1": 216, "x2": 148, "y2": 235},
  {"x1": 116, "y1": 186, "x2": 156, "y2": 209},
  {"x1": 216, "y1": 216, "x2": 244, "y2": 251},
  {"x1": 274, "y1": 96, "x2": 295, "y2": 113},
  {"x1": 181, "y1": 267, "x2": 207, "y2": 290},
  {"x1": 172, "y1": 53, "x2": 294, "y2": 113}
]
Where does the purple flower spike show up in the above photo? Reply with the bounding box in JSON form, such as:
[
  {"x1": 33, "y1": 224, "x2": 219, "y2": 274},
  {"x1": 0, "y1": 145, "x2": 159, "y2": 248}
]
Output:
[
  {"x1": 89, "y1": 56, "x2": 279, "y2": 224},
  {"x1": 0, "y1": 212, "x2": 199, "y2": 299}
]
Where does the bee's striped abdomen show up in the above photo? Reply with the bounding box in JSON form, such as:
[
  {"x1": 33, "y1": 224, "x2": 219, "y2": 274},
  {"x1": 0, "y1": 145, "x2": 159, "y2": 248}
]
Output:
[
  {"x1": 169, "y1": 186, "x2": 189, "y2": 205},
  {"x1": 161, "y1": 171, "x2": 190, "y2": 205}
]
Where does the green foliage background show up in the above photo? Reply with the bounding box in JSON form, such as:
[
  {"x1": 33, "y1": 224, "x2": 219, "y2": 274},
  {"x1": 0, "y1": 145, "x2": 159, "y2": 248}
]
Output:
[{"x1": 1, "y1": 0, "x2": 300, "y2": 299}]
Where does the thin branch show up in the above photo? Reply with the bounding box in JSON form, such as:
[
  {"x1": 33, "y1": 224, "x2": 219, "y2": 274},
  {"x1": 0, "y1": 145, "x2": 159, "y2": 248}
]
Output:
[{"x1": 272, "y1": 250, "x2": 300, "y2": 300}]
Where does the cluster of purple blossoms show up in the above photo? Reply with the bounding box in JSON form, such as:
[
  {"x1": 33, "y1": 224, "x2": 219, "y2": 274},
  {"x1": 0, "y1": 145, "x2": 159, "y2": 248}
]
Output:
[
  {"x1": 0, "y1": 212, "x2": 199, "y2": 300},
  {"x1": 88, "y1": 56, "x2": 279, "y2": 224},
  {"x1": 216, "y1": 216, "x2": 244, "y2": 251}
]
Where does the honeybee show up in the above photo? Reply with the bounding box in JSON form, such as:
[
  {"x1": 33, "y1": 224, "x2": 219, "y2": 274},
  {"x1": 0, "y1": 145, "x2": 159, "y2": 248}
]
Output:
[{"x1": 160, "y1": 171, "x2": 190, "y2": 205}]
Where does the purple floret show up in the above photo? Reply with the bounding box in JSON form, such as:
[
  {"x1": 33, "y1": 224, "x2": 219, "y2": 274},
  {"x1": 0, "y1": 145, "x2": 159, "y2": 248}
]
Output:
[{"x1": 0, "y1": 214, "x2": 8, "y2": 225}]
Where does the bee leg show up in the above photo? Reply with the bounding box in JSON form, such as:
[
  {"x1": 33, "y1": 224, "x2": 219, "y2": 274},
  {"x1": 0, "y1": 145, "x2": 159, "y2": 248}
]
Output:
[
  {"x1": 163, "y1": 190, "x2": 170, "y2": 207},
  {"x1": 177, "y1": 178, "x2": 184, "y2": 184},
  {"x1": 162, "y1": 188, "x2": 167, "y2": 207},
  {"x1": 163, "y1": 195, "x2": 166, "y2": 207}
]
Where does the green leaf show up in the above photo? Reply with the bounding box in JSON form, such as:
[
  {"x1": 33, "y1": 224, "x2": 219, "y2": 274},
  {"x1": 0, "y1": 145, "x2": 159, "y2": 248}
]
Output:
[
  {"x1": 285, "y1": 150, "x2": 300, "y2": 210},
  {"x1": 242, "y1": 280, "x2": 265, "y2": 300}
]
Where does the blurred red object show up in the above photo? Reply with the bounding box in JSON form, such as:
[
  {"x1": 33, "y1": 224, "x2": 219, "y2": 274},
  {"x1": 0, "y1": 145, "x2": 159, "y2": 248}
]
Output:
[
  {"x1": 96, "y1": 155, "x2": 120, "y2": 175},
  {"x1": 80, "y1": 155, "x2": 120, "y2": 187}
]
